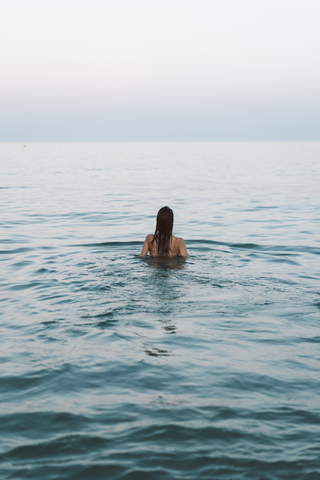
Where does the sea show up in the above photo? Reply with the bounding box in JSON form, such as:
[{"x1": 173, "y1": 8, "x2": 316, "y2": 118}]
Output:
[{"x1": 0, "y1": 142, "x2": 319, "y2": 480}]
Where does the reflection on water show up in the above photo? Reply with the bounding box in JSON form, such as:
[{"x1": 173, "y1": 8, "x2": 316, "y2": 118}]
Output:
[
  {"x1": 143, "y1": 255, "x2": 188, "y2": 270},
  {"x1": 158, "y1": 318, "x2": 177, "y2": 335},
  {"x1": 144, "y1": 344, "x2": 172, "y2": 357}
]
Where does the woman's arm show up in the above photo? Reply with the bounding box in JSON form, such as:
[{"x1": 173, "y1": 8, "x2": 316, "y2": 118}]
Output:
[
  {"x1": 178, "y1": 238, "x2": 189, "y2": 258},
  {"x1": 140, "y1": 234, "x2": 152, "y2": 256}
]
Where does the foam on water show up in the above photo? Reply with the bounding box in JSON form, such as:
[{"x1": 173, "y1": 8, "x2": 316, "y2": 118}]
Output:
[{"x1": 0, "y1": 142, "x2": 320, "y2": 479}]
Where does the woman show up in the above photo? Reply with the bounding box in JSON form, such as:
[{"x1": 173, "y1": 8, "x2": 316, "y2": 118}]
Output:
[{"x1": 140, "y1": 206, "x2": 189, "y2": 258}]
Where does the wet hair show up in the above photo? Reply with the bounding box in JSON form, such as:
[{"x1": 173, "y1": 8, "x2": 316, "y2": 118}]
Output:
[{"x1": 152, "y1": 206, "x2": 174, "y2": 255}]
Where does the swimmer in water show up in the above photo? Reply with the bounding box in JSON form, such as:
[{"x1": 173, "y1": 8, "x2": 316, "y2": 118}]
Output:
[{"x1": 140, "y1": 206, "x2": 189, "y2": 258}]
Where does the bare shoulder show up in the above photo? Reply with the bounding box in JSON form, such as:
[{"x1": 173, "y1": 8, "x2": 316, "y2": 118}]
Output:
[
  {"x1": 175, "y1": 236, "x2": 185, "y2": 245},
  {"x1": 177, "y1": 237, "x2": 189, "y2": 258},
  {"x1": 146, "y1": 233, "x2": 154, "y2": 243},
  {"x1": 140, "y1": 233, "x2": 154, "y2": 256}
]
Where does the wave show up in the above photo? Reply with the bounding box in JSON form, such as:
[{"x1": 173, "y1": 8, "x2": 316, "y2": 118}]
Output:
[
  {"x1": 1, "y1": 413, "x2": 319, "y2": 480},
  {"x1": 69, "y1": 240, "x2": 320, "y2": 256},
  {"x1": 72, "y1": 241, "x2": 142, "y2": 247},
  {"x1": 187, "y1": 240, "x2": 320, "y2": 256},
  {"x1": 1, "y1": 240, "x2": 319, "y2": 259}
]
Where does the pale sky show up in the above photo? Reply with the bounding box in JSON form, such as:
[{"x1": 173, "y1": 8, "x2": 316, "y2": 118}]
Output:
[{"x1": 1, "y1": 0, "x2": 319, "y2": 141}]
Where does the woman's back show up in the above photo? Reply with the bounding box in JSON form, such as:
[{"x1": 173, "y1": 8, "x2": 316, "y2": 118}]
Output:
[
  {"x1": 140, "y1": 234, "x2": 189, "y2": 258},
  {"x1": 140, "y1": 206, "x2": 189, "y2": 258}
]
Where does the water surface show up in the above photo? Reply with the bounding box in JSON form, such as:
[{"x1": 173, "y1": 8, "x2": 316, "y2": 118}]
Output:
[{"x1": 0, "y1": 142, "x2": 320, "y2": 479}]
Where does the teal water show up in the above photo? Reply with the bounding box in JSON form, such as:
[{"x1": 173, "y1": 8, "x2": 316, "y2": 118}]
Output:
[{"x1": 0, "y1": 142, "x2": 320, "y2": 479}]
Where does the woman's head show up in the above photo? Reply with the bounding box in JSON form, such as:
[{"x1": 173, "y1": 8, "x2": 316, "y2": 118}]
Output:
[
  {"x1": 153, "y1": 206, "x2": 174, "y2": 254},
  {"x1": 156, "y1": 206, "x2": 174, "y2": 235}
]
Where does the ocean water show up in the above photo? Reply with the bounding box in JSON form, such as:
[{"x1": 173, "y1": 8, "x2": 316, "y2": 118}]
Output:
[{"x1": 0, "y1": 142, "x2": 319, "y2": 480}]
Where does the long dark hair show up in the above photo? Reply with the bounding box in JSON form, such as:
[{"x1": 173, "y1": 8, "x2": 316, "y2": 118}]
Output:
[{"x1": 152, "y1": 206, "x2": 174, "y2": 255}]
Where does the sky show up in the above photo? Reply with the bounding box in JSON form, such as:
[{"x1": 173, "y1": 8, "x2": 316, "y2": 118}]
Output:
[{"x1": 0, "y1": 0, "x2": 319, "y2": 141}]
